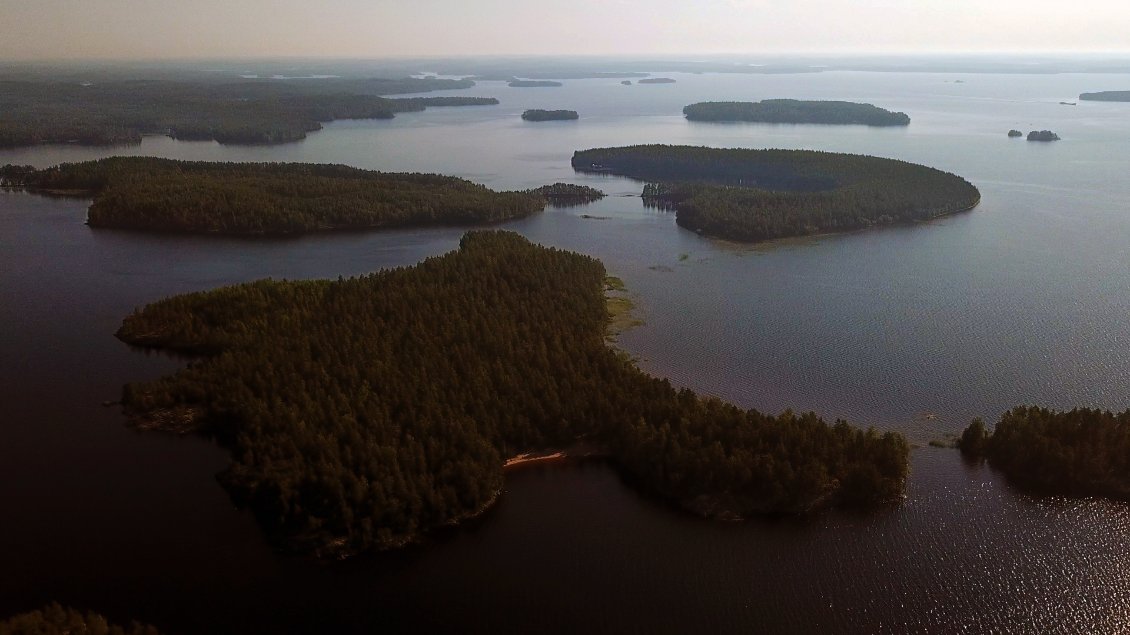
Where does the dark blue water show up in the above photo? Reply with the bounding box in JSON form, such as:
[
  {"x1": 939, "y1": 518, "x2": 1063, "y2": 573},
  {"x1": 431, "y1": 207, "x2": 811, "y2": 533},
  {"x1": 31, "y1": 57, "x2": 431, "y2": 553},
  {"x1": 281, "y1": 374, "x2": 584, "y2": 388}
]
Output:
[{"x1": 2, "y1": 69, "x2": 1129, "y2": 633}]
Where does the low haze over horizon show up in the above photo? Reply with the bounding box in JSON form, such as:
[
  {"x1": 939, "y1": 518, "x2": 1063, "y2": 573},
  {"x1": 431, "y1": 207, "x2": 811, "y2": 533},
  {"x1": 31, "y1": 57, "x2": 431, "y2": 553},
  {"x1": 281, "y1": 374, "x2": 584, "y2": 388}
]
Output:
[{"x1": 2, "y1": 0, "x2": 1129, "y2": 61}]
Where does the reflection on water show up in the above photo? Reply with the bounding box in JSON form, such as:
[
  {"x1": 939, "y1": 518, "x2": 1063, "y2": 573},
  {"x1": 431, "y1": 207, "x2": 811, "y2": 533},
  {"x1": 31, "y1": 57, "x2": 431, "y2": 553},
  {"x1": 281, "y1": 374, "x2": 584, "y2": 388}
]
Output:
[{"x1": 2, "y1": 69, "x2": 1130, "y2": 633}]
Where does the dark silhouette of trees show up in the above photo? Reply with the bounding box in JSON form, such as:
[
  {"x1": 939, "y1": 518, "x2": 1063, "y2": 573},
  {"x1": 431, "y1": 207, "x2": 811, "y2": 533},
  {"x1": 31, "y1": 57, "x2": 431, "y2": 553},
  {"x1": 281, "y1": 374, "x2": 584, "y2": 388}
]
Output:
[
  {"x1": 528, "y1": 183, "x2": 605, "y2": 204},
  {"x1": 573, "y1": 145, "x2": 980, "y2": 242},
  {"x1": 0, "y1": 603, "x2": 159, "y2": 635},
  {"x1": 116, "y1": 231, "x2": 909, "y2": 556}
]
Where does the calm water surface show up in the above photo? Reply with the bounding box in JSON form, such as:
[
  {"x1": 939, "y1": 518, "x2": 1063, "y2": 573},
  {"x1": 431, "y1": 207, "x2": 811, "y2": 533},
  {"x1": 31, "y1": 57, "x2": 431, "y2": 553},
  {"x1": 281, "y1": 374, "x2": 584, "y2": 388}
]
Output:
[{"x1": 2, "y1": 70, "x2": 1130, "y2": 633}]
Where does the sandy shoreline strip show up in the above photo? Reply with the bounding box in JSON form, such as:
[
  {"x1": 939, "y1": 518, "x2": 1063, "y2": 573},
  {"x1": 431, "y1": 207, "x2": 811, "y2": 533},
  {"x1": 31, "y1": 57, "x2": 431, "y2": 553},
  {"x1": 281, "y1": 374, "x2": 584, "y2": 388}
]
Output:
[{"x1": 503, "y1": 451, "x2": 568, "y2": 470}]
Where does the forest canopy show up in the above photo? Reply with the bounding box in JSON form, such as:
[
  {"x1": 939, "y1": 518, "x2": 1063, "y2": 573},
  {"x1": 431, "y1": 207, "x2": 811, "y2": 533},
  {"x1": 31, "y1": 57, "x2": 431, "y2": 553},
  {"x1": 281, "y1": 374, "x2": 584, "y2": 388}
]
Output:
[
  {"x1": 116, "y1": 231, "x2": 909, "y2": 557},
  {"x1": 959, "y1": 406, "x2": 1130, "y2": 501},
  {"x1": 0, "y1": 78, "x2": 492, "y2": 147},
  {"x1": 683, "y1": 100, "x2": 910, "y2": 126},
  {"x1": 528, "y1": 183, "x2": 605, "y2": 204},
  {"x1": 572, "y1": 145, "x2": 980, "y2": 242},
  {"x1": 8, "y1": 157, "x2": 544, "y2": 235}
]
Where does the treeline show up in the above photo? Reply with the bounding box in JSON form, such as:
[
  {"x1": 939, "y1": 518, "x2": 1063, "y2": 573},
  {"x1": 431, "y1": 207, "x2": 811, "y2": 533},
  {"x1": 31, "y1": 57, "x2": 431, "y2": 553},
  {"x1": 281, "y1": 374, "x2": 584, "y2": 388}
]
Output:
[
  {"x1": 683, "y1": 100, "x2": 910, "y2": 126},
  {"x1": 1079, "y1": 91, "x2": 1130, "y2": 102},
  {"x1": 574, "y1": 145, "x2": 980, "y2": 242},
  {"x1": 116, "y1": 231, "x2": 909, "y2": 556},
  {"x1": 0, "y1": 79, "x2": 491, "y2": 147},
  {"x1": 12, "y1": 157, "x2": 544, "y2": 234},
  {"x1": 0, "y1": 603, "x2": 159, "y2": 635},
  {"x1": 528, "y1": 183, "x2": 605, "y2": 204},
  {"x1": 959, "y1": 406, "x2": 1130, "y2": 500},
  {"x1": 521, "y1": 109, "x2": 579, "y2": 121}
]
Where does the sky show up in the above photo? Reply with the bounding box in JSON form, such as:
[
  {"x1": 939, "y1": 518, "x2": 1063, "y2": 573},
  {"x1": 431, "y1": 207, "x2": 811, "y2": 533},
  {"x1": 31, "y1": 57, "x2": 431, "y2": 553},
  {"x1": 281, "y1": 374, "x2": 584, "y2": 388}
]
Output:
[{"x1": 1, "y1": 0, "x2": 1128, "y2": 60}]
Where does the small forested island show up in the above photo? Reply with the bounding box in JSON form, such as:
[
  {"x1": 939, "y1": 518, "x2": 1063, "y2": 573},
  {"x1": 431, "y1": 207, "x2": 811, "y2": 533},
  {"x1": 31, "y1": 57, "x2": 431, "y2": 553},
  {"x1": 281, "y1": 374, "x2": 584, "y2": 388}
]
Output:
[
  {"x1": 572, "y1": 145, "x2": 980, "y2": 243},
  {"x1": 1008, "y1": 129, "x2": 1023, "y2": 138},
  {"x1": 528, "y1": 182, "x2": 606, "y2": 205},
  {"x1": 115, "y1": 231, "x2": 908, "y2": 557},
  {"x1": 621, "y1": 80, "x2": 633, "y2": 85},
  {"x1": 0, "y1": 603, "x2": 159, "y2": 635},
  {"x1": 0, "y1": 78, "x2": 494, "y2": 147},
  {"x1": 6, "y1": 158, "x2": 544, "y2": 234},
  {"x1": 1079, "y1": 91, "x2": 1130, "y2": 102},
  {"x1": 508, "y1": 80, "x2": 564, "y2": 87},
  {"x1": 959, "y1": 406, "x2": 1130, "y2": 500},
  {"x1": 1027, "y1": 130, "x2": 1060, "y2": 141},
  {"x1": 683, "y1": 100, "x2": 911, "y2": 126},
  {"x1": 521, "y1": 109, "x2": 579, "y2": 121},
  {"x1": 638, "y1": 78, "x2": 676, "y2": 84}
]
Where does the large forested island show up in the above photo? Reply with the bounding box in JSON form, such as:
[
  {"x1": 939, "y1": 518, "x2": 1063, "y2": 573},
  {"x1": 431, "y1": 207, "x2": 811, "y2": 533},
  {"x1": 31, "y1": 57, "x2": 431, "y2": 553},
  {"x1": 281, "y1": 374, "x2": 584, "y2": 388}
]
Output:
[
  {"x1": 683, "y1": 100, "x2": 911, "y2": 126},
  {"x1": 521, "y1": 109, "x2": 579, "y2": 121},
  {"x1": 115, "y1": 231, "x2": 908, "y2": 557},
  {"x1": 572, "y1": 145, "x2": 980, "y2": 242},
  {"x1": 959, "y1": 407, "x2": 1130, "y2": 501},
  {"x1": 1079, "y1": 91, "x2": 1130, "y2": 102},
  {"x1": 3, "y1": 158, "x2": 544, "y2": 234},
  {"x1": 0, "y1": 78, "x2": 494, "y2": 146}
]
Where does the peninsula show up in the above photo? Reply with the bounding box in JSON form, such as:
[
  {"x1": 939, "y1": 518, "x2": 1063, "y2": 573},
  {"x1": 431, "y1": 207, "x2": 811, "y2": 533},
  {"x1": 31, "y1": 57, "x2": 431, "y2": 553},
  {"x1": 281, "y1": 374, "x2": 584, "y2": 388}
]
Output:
[
  {"x1": 4, "y1": 158, "x2": 544, "y2": 235},
  {"x1": 960, "y1": 407, "x2": 1130, "y2": 501},
  {"x1": 0, "y1": 78, "x2": 494, "y2": 147},
  {"x1": 683, "y1": 100, "x2": 911, "y2": 126},
  {"x1": 521, "y1": 109, "x2": 579, "y2": 121},
  {"x1": 115, "y1": 231, "x2": 909, "y2": 557},
  {"x1": 572, "y1": 145, "x2": 980, "y2": 243}
]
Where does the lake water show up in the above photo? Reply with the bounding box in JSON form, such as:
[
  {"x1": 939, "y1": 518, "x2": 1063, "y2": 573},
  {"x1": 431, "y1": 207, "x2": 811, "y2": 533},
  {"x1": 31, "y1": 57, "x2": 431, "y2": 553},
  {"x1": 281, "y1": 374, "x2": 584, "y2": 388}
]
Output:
[{"x1": 2, "y1": 70, "x2": 1130, "y2": 633}]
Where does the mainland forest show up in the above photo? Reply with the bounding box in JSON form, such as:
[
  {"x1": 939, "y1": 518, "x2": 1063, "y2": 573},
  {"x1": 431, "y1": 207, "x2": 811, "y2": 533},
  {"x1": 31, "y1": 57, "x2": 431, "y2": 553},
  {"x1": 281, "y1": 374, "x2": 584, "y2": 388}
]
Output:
[
  {"x1": 572, "y1": 145, "x2": 980, "y2": 242},
  {"x1": 0, "y1": 78, "x2": 494, "y2": 146},
  {"x1": 959, "y1": 406, "x2": 1130, "y2": 501},
  {"x1": 683, "y1": 100, "x2": 911, "y2": 126},
  {"x1": 521, "y1": 109, "x2": 579, "y2": 121},
  {"x1": 3, "y1": 158, "x2": 544, "y2": 234},
  {"x1": 115, "y1": 231, "x2": 909, "y2": 557}
]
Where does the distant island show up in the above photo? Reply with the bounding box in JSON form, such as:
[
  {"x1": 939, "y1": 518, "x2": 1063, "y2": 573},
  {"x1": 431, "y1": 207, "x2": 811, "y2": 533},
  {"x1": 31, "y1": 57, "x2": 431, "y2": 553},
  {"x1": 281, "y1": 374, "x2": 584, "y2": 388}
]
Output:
[
  {"x1": 508, "y1": 80, "x2": 564, "y2": 88},
  {"x1": 683, "y1": 100, "x2": 911, "y2": 126},
  {"x1": 960, "y1": 407, "x2": 1130, "y2": 501},
  {"x1": 1079, "y1": 91, "x2": 1130, "y2": 102},
  {"x1": 638, "y1": 78, "x2": 676, "y2": 84},
  {"x1": 529, "y1": 182, "x2": 605, "y2": 205},
  {"x1": 621, "y1": 80, "x2": 632, "y2": 86},
  {"x1": 3, "y1": 158, "x2": 544, "y2": 235},
  {"x1": 115, "y1": 231, "x2": 909, "y2": 557},
  {"x1": 1008, "y1": 129, "x2": 1023, "y2": 137},
  {"x1": 0, "y1": 78, "x2": 493, "y2": 147},
  {"x1": 1027, "y1": 130, "x2": 1060, "y2": 141},
  {"x1": 521, "y1": 109, "x2": 579, "y2": 121},
  {"x1": 573, "y1": 145, "x2": 980, "y2": 243}
]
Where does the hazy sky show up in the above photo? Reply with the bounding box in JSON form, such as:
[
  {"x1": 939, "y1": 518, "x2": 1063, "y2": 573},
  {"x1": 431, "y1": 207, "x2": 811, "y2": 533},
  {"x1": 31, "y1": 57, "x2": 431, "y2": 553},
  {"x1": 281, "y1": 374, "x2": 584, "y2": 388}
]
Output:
[{"x1": 1, "y1": 0, "x2": 1128, "y2": 60}]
